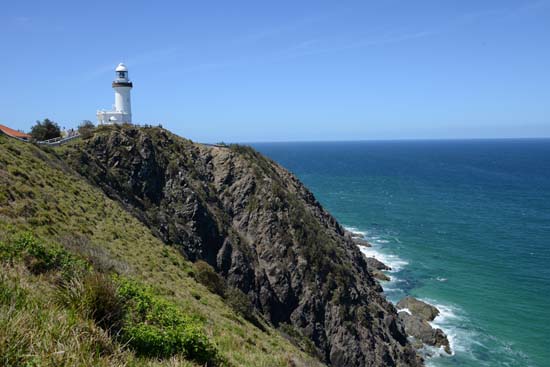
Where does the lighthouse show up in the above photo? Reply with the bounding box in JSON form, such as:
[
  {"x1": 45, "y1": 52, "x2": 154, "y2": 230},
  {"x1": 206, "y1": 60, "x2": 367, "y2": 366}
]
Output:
[{"x1": 97, "y1": 63, "x2": 133, "y2": 124}]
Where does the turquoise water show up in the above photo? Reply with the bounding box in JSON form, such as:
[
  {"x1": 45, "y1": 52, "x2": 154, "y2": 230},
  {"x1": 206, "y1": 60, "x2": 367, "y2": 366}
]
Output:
[{"x1": 253, "y1": 140, "x2": 550, "y2": 367}]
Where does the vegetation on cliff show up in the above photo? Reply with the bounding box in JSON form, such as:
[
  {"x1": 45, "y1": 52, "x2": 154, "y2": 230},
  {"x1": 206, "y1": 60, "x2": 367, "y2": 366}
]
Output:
[
  {"x1": 58, "y1": 124, "x2": 421, "y2": 366},
  {"x1": 0, "y1": 133, "x2": 324, "y2": 366}
]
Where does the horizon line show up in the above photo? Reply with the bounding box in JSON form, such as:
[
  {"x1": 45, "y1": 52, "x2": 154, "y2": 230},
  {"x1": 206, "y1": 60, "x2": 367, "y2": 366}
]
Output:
[{"x1": 211, "y1": 136, "x2": 550, "y2": 145}]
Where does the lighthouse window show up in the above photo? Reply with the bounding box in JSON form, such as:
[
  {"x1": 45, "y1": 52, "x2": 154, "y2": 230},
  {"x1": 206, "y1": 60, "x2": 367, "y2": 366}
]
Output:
[{"x1": 118, "y1": 71, "x2": 126, "y2": 78}]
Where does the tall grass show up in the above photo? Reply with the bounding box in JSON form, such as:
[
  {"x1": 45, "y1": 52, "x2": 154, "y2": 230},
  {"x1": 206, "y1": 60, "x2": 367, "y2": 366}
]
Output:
[
  {"x1": 1, "y1": 234, "x2": 222, "y2": 366},
  {"x1": 0, "y1": 263, "x2": 130, "y2": 367}
]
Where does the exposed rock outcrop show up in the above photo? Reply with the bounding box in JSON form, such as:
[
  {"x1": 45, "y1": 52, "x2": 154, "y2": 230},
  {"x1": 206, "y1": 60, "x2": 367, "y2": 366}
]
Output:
[
  {"x1": 398, "y1": 312, "x2": 451, "y2": 354},
  {"x1": 63, "y1": 126, "x2": 422, "y2": 367},
  {"x1": 396, "y1": 297, "x2": 450, "y2": 355},
  {"x1": 372, "y1": 270, "x2": 391, "y2": 282},
  {"x1": 366, "y1": 257, "x2": 391, "y2": 271},
  {"x1": 397, "y1": 297, "x2": 439, "y2": 322},
  {"x1": 365, "y1": 257, "x2": 391, "y2": 281},
  {"x1": 344, "y1": 230, "x2": 372, "y2": 247}
]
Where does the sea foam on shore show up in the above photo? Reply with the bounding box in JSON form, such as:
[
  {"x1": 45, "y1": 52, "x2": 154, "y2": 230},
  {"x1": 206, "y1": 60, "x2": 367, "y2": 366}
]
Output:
[{"x1": 346, "y1": 226, "x2": 463, "y2": 363}]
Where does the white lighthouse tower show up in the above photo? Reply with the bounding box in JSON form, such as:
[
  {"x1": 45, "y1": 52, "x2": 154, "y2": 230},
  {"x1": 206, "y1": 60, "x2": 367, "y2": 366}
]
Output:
[{"x1": 97, "y1": 63, "x2": 133, "y2": 124}]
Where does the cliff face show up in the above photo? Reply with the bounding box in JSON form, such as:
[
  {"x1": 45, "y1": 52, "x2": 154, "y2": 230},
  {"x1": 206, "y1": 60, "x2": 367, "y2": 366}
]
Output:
[{"x1": 63, "y1": 126, "x2": 421, "y2": 367}]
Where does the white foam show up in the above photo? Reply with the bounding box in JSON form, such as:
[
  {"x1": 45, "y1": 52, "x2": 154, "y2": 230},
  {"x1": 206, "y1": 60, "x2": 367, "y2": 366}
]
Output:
[
  {"x1": 358, "y1": 245, "x2": 409, "y2": 272},
  {"x1": 426, "y1": 301, "x2": 459, "y2": 324},
  {"x1": 344, "y1": 225, "x2": 408, "y2": 272},
  {"x1": 343, "y1": 226, "x2": 368, "y2": 238},
  {"x1": 345, "y1": 224, "x2": 409, "y2": 298},
  {"x1": 420, "y1": 299, "x2": 476, "y2": 359},
  {"x1": 345, "y1": 225, "x2": 488, "y2": 365},
  {"x1": 397, "y1": 307, "x2": 412, "y2": 315}
]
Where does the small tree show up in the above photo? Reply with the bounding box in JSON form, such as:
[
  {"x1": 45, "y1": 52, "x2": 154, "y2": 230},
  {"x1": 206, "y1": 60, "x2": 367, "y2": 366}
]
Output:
[
  {"x1": 30, "y1": 118, "x2": 61, "y2": 141},
  {"x1": 78, "y1": 120, "x2": 96, "y2": 139}
]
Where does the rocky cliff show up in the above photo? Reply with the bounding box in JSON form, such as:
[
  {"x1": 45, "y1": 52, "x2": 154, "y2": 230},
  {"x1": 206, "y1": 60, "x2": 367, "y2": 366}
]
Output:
[{"x1": 63, "y1": 125, "x2": 422, "y2": 367}]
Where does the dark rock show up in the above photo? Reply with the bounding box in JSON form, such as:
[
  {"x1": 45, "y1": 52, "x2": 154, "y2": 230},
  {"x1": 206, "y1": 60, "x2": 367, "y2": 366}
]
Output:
[
  {"x1": 366, "y1": 257, "x2": 391, "y2": 271},
  {"x1": 345, "y1": 230, "x2": 363, "y2": 239},
  {"x1": 372, "y1": 270, "x2": 391, "y2": 281},
  {"x1": 63, "y1": 126, "x2": 422, "y2": 367},
  {"x1": 398, "y1": 312, "x2": 451, "y2": 354},
  {"x1": 344, "y1": 230, "x2": 372, "y2": 247},
  {"x1": 397, "y1": 296, "x2": 440, "y2": 321},
  {"x1": 353, "y1": 238, "x2": 372, "y2": 247}
]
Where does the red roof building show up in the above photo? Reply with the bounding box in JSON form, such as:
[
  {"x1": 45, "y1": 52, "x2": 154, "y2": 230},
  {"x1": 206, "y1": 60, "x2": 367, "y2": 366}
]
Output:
[{"x1": 0, "y1": 124, "x2": 31, "y2": 140}]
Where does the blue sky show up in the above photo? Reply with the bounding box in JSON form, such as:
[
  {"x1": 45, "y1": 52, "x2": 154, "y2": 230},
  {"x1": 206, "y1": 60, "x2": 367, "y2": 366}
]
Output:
[{"x1": 1, "y1": 0, "x2": 549, "y2": 142}]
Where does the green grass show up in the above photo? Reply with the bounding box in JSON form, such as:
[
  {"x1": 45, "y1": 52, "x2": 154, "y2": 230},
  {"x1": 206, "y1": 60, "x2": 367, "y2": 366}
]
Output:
[
  {"x1": 0, "y1": 261, "x2": 132, "y2": 367},
  {"x1": 0, "y1": 233, "x2": 220, "y2": 366},
  {"x1": 0, "y1": 134, "x2": 325, "y2": 367}
]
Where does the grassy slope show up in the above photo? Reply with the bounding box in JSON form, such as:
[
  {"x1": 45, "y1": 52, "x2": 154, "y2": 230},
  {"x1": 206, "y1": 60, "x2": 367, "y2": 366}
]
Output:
[{"x1": 0, "y1": 134, "x2": 324, "y2": 367}]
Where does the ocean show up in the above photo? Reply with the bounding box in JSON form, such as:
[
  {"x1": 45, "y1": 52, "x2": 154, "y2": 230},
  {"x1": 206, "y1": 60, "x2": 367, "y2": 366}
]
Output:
[{"x1": 252, "y1": 139, "x2": 550, "y2": 367}]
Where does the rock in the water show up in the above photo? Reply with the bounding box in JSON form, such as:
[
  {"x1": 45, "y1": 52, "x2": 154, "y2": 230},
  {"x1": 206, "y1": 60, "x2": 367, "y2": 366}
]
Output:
[
  {"x1": 372, "y1": 270, "x2": 391, "y2": 281},
  {"x1": 397, "y1": 296, "x2": 440, "y2": 321},
  {"x1": 366, "y1": 257, "x2": 391, "y2": 271},
  {"x1": 345, "y1": 231, "x2": 372, "y2": 247},
  {"x1": 345, "y1": 230, "x2": 363, "y2": 239},
  {"x1": 398, "y1": 312, "x2": 451, "y2": 354},
  {"x1": 353, "y1": 238, "x2": 372, "y2": 247}
]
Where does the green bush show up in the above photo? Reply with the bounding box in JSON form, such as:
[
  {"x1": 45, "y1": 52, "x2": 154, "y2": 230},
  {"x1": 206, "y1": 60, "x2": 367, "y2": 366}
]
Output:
[
  {"x1": 228, "y1": 144, "x2": 255, "y2": 156},
  {"x1": 224, "y1": 286, "x2": 264, "y2": 330},
  {"x1": 77, "y1": 120, "x2": 96, "y2": 139},
  {"x1": 30, "y1": 118, "x2": 61, "y2": 141},
  {"x1": 0, "y1": 233, "x2": 87, "y2": 277},
  {"x1": 116, "y1": 278, "x2": 220, "y2": 364},
  {"x1": 193, "y1": 260, "x2": 225, "y2": 297}
]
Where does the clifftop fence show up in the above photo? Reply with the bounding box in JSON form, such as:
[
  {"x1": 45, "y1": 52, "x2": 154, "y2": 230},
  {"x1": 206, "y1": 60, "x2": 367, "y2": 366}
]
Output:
[{"x1": 37, "y1": 133, "x2": 81, "y2": 146}]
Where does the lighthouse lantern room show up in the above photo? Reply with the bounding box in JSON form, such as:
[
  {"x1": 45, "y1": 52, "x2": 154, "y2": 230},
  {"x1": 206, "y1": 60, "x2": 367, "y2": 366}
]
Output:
[{"x1": 97, "y1": 63, "x2": 133, "y2": 124}]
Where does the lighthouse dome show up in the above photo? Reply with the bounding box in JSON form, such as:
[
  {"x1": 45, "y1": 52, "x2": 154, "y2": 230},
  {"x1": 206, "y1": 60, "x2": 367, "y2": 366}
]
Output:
[{"x1": 115, "y1": 63, "x2": 128, "y2": 72}]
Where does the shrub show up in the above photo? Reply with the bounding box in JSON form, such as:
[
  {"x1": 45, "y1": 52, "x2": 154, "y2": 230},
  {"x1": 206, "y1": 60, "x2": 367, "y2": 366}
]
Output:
[
  {"x1": 78, "y1": 120, "x2": 96, "y2": 139},
  {"x1": 0, "y1": 266, "x2": 130, "y2": 366},
  {"x1": 229, "y1": 143, "x2": 255, "y2": 156},
  {"x1": 116, "y1": 278, "x2": 220, "y2": 364},
  {"x1": 193, "y1": 260, "x2": 225, "y2": 297},
  {"x1": 279, "y1": 323, "x2": 322, "y2": 360},
  {"x1": 193, "y1": 261, "x2": 266, "y2": 330},
  {"x1": 56, "y1": 273, "x2": 124, "y2": 333},
  {"x1": 30, "y1": 118, "x2": 61, "y2": 141},
  {"x1": 1, "y1": 233, "x2": 88, "y2": 277},
  {"x1": 224, "y1": 286, "x2": 265, "y2": 331}
]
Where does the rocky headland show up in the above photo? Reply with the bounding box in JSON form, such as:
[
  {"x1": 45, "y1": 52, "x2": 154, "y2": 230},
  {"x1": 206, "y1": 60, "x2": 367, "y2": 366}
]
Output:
[{"x1": 62, "y1": 125, "x2": 423, "y2": 367}]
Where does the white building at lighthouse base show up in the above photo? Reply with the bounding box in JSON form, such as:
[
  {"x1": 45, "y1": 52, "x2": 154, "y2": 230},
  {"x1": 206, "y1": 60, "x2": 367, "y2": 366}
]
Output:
[
  {"x1": 96, "y1": 109, "x2": 130, "y2": 124},
  {"x1": 97, "y1": 63, "x2": 133, "y2": 125}
]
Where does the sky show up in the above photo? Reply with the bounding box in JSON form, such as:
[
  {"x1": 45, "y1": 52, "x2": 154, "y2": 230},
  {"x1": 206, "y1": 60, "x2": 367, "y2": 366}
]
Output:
[{"x1": 1, "y1": 0, "x2": 549, "y2": 142}]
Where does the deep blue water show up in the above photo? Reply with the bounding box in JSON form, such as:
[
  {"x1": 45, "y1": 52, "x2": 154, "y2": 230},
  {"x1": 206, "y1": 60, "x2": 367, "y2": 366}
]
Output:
[{"x1": 252, "y1": 139, "x2": 550, "y2": 367}]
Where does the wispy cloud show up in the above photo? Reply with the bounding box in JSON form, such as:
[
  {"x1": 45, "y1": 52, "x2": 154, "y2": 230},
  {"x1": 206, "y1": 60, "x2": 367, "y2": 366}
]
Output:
[
  {"x1": 233, "y1": 23, "x2": 301, "y2": 45},
  {"x1": 231, "y1": 15, "x2": 328, "y2": 46},
  {"x1": 268, "y1": 29, "x2": 437, "y2": 62},
  {"x1": 97, "y1": 0, "x2": 549, "y2": 78},
  {"x1": 7, "y1": 15, "x2": 65, "y2": 32},
  {"x1": 168, "y1": 28, "x2": 437, "y2": 77},
  {"x1": 454, "y1": 0, "x2": 550, "y2": 25}
]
